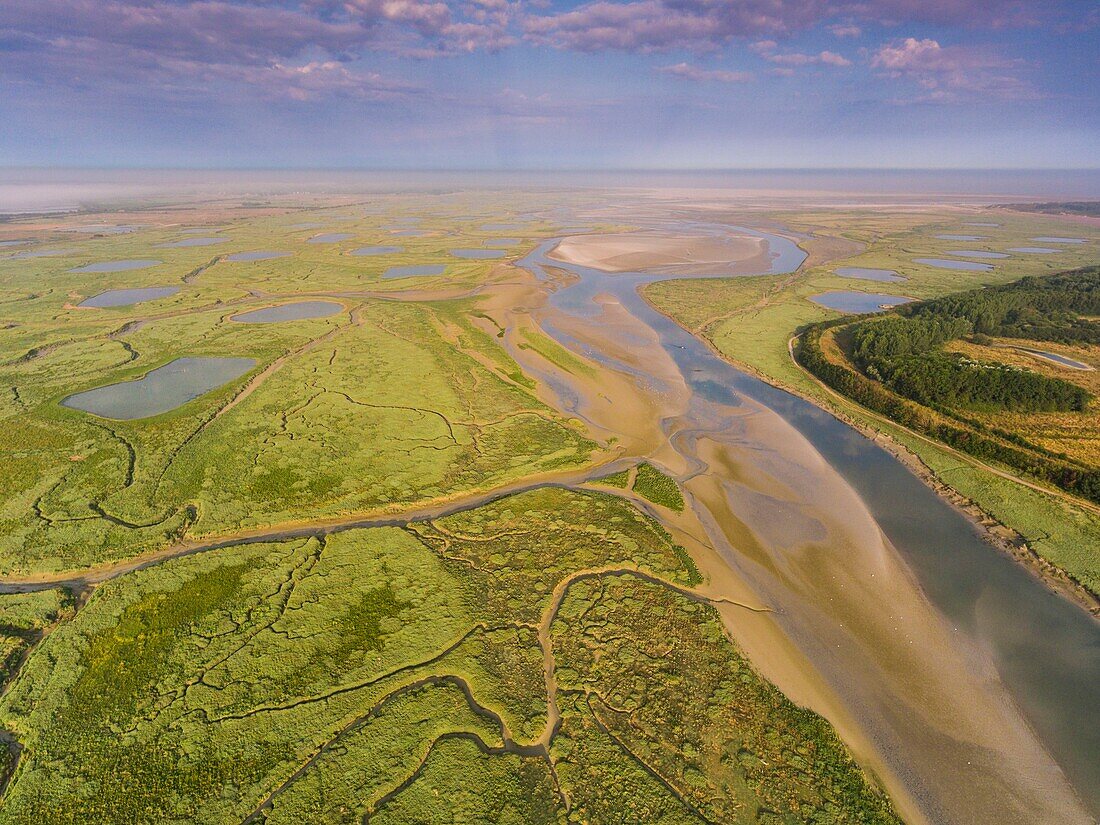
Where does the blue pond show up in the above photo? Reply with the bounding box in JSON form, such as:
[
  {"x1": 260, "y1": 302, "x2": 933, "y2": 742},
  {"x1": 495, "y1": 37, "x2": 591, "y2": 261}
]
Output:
[
  {"x1": 945, "y1": 250, "x2": 1009, "y2": 259},
  {"x1": 351, "y1": 246, "x2": 402, "y2": 256},
  {"x1": 79, "y1": 287, "x2": 180, "y2": 308},
  {"x1": 450, "y1": 249, "x2": 506, "y2": 259},
  {"x1": 1009, "y1": 247, "x2": 1059, "y2": 254},
  {"x1": 914, "y1": 257, "x2": 992, "y2": 271},
  {"x1": 810, "y1": 291, "x2": 913, "y2": 314},
  {"x1": 61, "y1": 357, "x2": 256, "y2": 420},
  {"x1": 1030, "y1": 237, "x2": 1086, "y2": 244},
  {"x1": 935, "y1": 234, "x2": 985, "y2": 241},
  {"x1": 232, "y1": 301, "x2": 343, "y2": 323},
  {"x1": 383, "y1": 264, "x2": 446, "y2": 279},
  {"x1": 70, "y1": 259, "x2": 162, "y2": 273}
]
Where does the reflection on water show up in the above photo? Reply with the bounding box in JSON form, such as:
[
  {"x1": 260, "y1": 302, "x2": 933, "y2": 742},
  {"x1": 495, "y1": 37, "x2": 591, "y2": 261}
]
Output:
[
  {"x1": 519, "y1": 223, "x2": 1100, "y2": 819},
  {"x1": 61, "y1": 357, "x2": 256, "y2": 420},
  {"x1": 224, "y1": 251, "x2": 291, "y2": 262},
  {"x1": 231, "y1": 301, "x2": 342, "y2": 323},
  {"x1": 78, "y1": 286, "x2": 179, "y2": 307},
  {"x1": 914, "y1": 257, "x2": 992, "y2": 271}
]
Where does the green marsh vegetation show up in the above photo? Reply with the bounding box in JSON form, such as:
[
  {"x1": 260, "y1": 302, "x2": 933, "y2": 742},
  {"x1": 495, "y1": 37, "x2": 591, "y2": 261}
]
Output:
[
  {"x1": 632, "y1": 462, "x2": 686, "y2": 511},
  {"x1": 0, "y1": 488, "x2": 896, "y2": 824}
]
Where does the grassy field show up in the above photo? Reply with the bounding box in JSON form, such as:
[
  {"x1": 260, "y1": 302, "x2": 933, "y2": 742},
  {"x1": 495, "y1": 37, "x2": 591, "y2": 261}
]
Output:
[
  {"x1": 0, "y1": 196, "x2": 902, "y2": 822},
  {"x1": 0, "y1": 488, "x2": 896, "y2": 824},
  {"x1": 644, "y1": 207, "x2": 1100, "y2": 599}
]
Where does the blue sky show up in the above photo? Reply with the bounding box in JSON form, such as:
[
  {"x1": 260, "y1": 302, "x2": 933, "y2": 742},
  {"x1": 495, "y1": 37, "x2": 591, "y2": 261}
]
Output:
[{"x1": 1, "y1": 0, "x2": 1097, "y2": 168}]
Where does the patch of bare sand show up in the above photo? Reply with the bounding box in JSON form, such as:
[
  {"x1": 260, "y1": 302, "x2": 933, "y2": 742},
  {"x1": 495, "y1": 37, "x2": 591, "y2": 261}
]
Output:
[{"x1": 548, "y1": 231, "x2": 768, "y2": 274}]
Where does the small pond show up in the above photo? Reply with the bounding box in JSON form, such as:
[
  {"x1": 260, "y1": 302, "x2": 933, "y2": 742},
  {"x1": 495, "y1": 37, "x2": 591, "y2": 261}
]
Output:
[
  {"x1": 450, "y1": 249, "x2": 506, "y2": 259},
  {"x1": 351, "y1": 246, "x2": 402, "y2": 256},
  {"x1": 913, "y1": 258, "x2": 992, "y2": 271},
  {"x1": 61, "y1": 357, "x2": 256, "y2": 420},
  {"x1": 1030, "y1": 237, "x2": 1086, "y2": 244},
  {"x1": 481, "y1": 223, "x2": 524, "y2": 231},
  {"x1": 935, "y1": 234, "x2": 985, "y2": 241},
  {"x1": 810, "y1": 291, "x2": 913, "y2": 314},
  {"x1": 486, "y1": 238, "x2": 521, "y2": 246},
  {"x1": 383, "y1": 264, "x2": 446, "y2": 279},
  {"x1": 964, "y1": 222, "x2": 1000, "y2": 227},
  {"x1": 1014, "y1": 348, "x2": 1092, "y2": 370},
  {"x1": 231, "y1": 301, "x2": 343, "y2": 324},
  {"x1": 79, "y1": 287, "x2": 180, "y2": 308},
  {"x1": 945, "y1": 250, "x2": 1010, "y2": 259},
  {"x1": 224, "y1": 251, "x2": 292, "y2": 262},
  {"x1": 391, "y1": 229, "x2": 428, "y2": 237},
  {"x1": 834, "y1": 267, "x2": 905, "y2": 282},
  {"x1": 1008, "y1": 247, "x2": 1060, "y2": 254},
  {"x1": 70, "y1": 259, "x2": 162, "y2": 273}
]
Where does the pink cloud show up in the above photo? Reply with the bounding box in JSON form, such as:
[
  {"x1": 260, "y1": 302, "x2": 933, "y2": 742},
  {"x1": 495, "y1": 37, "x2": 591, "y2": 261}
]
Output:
[
  {"x1": 659, "y1": 62, "x2": 753, "y2": 82},
  {"x1": 752, "y1": 40, "x2": 852, "y2": 68},
  {"x1": 871, "y1": 37, "x2": 1038, "y2": 102}
]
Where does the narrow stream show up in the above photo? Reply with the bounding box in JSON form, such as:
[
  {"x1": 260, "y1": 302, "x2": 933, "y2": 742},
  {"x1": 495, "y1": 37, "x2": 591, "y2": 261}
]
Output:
[{"x1": 519, "y1": 226, "x2": 1100, "y2": 821}]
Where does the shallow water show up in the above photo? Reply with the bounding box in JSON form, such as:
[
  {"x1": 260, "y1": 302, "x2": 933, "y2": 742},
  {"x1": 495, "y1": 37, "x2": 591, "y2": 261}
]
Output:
[
  {"x1": 70, "y1": 259, "x2": 162, "y2": 273},
  {"x1": 391, "y1": 229, "x2": 428, "y2": 237},
  {"x1": 64, "y1": 224, "x2": 142, "y2": 234},
  {"x1": 519, "y1": 226, "x2": 1100, "y2": 821},
  {"x1": 935, "y1": 234, "x2": 985, "y2": 241},
  {"x1": 231, "y1": 301, "x2": 342, "y2": 323},
  {"x1": 307, "y1": 233, "x2": 354, "y2": 244},
  {"x1": 0, "y1": 240, "x2": 27, "y2": 248},
  {"x1": 1014, "y1": 348, "x2": 1092, "y2": 370},
  {"x1": 834, "y1": 267, "x2": 905, "y2": 282},
  {"x1": 351, "y1": 246, "x2": 402, "y2": 256},
  {"x1": 1009, "y1": 247, "x2": 1060, "y2": 254},
  {"x1": 481, "y1": 222, "x2": 525, "y2": 231},
  {"x1": 224, "y1": 251, "x2": 292, "y2": 262},
  {"x1": 78, "y1": 286, "x2": 180, "y2": 307},
  {"x1": 486, "y1": 238, "x2": 522, "y2": 246},
  {"x1": 61, "y1": 357, "x2": 256, "y2": 419},
  {"x1": 964, "y1": 222, "x2": 1000, "y2": 227},
  {"x1": 810, "y1": 291, "x2": 912, "y2": 313},
  {"x1": 159, "y1": 237, "x2": 226, "y2": 248},
  {"x1": 945, "y1": 250, "x2": 1010, "y2": 259},
  {"x1": 914, "y1": 257, "x2": 993, "y2": 271},
  {"x1": 382, "y1": 264, "x2": 446, "y2": 279},
  {"x1": 450, "y1": 249, "x2": 506, "y2": 259},
  {"x1": 1030, "y1": 237, "x2": 1086, "y2": 244},
  {"x1": 13, "y1": 248, "x2": 79, "y2": 258}
]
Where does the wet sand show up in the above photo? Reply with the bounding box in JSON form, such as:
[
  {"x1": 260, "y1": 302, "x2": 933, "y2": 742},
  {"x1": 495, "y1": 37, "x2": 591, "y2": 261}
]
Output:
[
  {"x1": 548, "y1": 231, "x2": 767, "y2": 274},
  {"x1": 498, "y1": 229, "x2": 1095, "y2": 825}
]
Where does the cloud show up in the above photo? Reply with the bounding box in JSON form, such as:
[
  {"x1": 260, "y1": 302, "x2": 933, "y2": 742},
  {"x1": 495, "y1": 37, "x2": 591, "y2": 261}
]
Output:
[
  {"x1": 659, "y1": 62, "x2": 752, "y2": 82},
  {"x1": 828, "y1": 23, "x2": 862, "y2": 37},
  {"x1": 871, "y1": 36, "x2": 1037, "y2": 102},
  {"x1": 751, "y1": 40, "x2": 852, "y2": 68},
  {"x1": 521, "y1": 0, "x2": 1051, "y2": 54}
]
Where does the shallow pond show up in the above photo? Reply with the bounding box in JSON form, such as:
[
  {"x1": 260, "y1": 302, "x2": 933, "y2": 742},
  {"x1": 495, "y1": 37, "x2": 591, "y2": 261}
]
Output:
[
  {"x1": 810, "y1": 291, "x2": 913, "y2": 313},
  {"x1": 486, "y1": 238, "x2": 521, "y2": 246},
  {"x1": 945, "y1": 250, "x2": 1010, "y2": 259},
  {"x1": 391, "y1": 229, "x2": 428, "y2": 237},
  {"x1": 78, "y1": 286, "x2": 180, "y2": 307},
  {"x1": 382, "y1": 264, "x2": 446, "y2": 279},
  {"x1": 307, "y1": 233, "x2": 354, "y2": 244},
  {"x1": 351, "y1": 246, "x2": 402, "y2": 256},
  {"x1": 1030, "y1": 237, "x2": 1086, "y2": 244},
  {"x1": 70, "y1": 259, "x2": 162, "y2": 273},
  {"x1": 1014, "y1": 348, "x2": 1092, "y2": 370},
  {"x1": 0, "y1": 240, "x2": 27, "y2": 248},
  {"x1": 964, "y1": 222, "x2": 1000, "y2": 227},
  {"x1": 834, "y1": 267, "x2": 905, "y2": 282},
  {"x1": 914, "y1": 257, "x2": 993, "y2": 271},
  {"x1": 450, "y1": 249, "x2": 506, "y2": 259},
  {"x1": 159, "y1": 237, "x2": 226, "y2": 248},
  {"x1": 224, "y1": 251, "x2": 292, "y2": 262},
  {"x1": 289, "y1": 222, "x2": 324, "y2": 230},
  {"x1": 1009, "y1": 247, "x2": 1060, "y2": 254},
  {"x1": 936, "y1": 234, "x2": 985, "y2": 241},
  {"x1": 481, "y1": 223, "x2": 524, "y2": 231},
  {"x1": 61, "y1": 357, "x2": 256, "y2": 420},
  {"x1": 231, "y1": 301, "x2": 343, "y2": 323}
]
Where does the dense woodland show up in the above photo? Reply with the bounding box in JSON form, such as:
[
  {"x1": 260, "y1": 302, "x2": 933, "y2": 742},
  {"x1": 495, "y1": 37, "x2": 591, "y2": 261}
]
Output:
[
  {"x1": 797, "y1": 266, "x2": 1100, "y2": 504},
  {"x1": 849, "y1": 268, "x2": 1099, "y2": 413}
]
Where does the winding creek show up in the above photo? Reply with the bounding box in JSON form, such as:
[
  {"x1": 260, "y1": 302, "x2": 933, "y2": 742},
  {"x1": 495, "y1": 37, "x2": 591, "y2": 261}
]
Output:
[{"x1": 518, "y1": 224, "x2": 1100, "y2": 824}]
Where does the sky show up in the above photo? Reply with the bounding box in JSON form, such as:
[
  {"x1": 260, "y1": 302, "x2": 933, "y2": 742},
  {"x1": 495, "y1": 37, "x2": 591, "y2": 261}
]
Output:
[{"x1": 0, "y1": 0, "x2": 1097, "y2": 169}]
